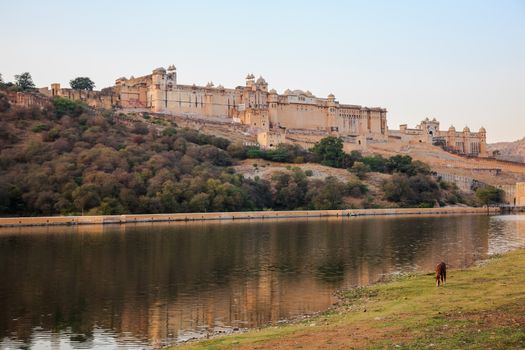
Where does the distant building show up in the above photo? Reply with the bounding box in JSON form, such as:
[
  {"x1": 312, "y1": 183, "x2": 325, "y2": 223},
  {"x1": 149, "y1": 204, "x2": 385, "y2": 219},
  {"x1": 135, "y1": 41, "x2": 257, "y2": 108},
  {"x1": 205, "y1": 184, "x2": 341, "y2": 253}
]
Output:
[{"x1": 390, "y1": 117, "x2": 488, "y2": 157}]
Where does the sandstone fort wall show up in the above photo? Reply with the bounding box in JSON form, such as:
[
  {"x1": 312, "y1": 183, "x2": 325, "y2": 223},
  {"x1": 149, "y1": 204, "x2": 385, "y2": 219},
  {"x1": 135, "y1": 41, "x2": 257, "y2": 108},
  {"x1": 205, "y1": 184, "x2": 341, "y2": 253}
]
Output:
[{"x1": 0, "y1": 207, "x2": 500, "y2": 228}]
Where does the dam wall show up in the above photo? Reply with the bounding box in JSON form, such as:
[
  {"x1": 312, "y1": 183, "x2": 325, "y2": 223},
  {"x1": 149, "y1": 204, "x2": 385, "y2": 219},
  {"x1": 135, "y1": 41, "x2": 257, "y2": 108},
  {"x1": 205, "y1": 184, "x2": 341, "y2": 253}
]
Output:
[{"x1": 0, "y1": 207, "x2": 500, "y2": 227}]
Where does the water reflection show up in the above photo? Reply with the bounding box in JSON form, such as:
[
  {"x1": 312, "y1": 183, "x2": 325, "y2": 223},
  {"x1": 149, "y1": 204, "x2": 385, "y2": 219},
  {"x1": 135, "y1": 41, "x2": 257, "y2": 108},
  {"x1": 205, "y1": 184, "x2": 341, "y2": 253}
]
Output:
[{"x1": 0, "y1": 214, "x2": 524, "y2": 349}]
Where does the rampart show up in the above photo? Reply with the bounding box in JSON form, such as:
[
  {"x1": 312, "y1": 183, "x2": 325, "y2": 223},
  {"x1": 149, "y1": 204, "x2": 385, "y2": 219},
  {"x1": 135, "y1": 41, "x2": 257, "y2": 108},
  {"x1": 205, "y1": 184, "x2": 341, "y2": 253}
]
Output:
[{"x1": 0, "y1": 207, "x2": 500, "y2": 228}]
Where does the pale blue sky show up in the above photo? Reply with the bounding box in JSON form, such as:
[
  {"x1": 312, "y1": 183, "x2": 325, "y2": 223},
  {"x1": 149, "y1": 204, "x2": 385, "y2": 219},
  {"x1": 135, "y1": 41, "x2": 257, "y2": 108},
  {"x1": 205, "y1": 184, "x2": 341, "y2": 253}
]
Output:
[{"x1": 1, "y1": 0, "x2": 524, "y2": 142}]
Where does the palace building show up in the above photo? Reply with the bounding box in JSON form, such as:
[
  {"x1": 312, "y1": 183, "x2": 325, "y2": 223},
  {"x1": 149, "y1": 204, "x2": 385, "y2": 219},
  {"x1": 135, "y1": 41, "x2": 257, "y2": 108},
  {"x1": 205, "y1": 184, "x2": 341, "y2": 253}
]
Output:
[{"x1": 39, "y1": 65, "x2": 487, "y2": 156}]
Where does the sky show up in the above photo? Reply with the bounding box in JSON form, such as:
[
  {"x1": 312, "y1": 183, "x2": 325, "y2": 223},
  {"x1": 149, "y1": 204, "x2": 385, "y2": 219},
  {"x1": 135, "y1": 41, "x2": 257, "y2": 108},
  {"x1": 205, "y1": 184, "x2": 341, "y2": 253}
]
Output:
[{"x1": 1, "y1": 0, "x2": 524, "y2": 143}]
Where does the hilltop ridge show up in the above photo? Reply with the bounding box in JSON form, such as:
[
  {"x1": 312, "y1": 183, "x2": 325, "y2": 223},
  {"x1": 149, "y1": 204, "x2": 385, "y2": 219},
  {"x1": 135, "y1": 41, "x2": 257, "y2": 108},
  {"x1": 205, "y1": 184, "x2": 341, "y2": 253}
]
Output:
[{"x1": 489, "y1": 137, "x2": 525, "y2": 163}]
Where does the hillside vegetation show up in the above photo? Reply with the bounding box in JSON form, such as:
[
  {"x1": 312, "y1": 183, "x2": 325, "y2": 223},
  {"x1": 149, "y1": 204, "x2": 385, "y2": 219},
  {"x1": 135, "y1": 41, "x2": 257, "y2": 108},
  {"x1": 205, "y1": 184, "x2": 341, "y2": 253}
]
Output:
[{"x1": 0, "y1": 92, "x2": 471, "y2": 216}]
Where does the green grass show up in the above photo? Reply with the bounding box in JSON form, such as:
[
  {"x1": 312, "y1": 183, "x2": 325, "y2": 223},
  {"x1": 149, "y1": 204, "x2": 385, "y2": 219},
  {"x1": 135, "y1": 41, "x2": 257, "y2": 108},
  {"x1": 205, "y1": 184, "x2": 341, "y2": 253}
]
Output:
[{"x1": 174, "y1": 249, "x2": 525, "y2": 349}]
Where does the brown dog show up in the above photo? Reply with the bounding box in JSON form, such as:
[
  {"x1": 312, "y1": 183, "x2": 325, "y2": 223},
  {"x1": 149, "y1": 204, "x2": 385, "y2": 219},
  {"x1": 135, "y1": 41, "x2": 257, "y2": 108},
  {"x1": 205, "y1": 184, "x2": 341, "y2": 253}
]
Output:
[{"x1": 435, "y1": 262, "x2": 446, "y2": 287}]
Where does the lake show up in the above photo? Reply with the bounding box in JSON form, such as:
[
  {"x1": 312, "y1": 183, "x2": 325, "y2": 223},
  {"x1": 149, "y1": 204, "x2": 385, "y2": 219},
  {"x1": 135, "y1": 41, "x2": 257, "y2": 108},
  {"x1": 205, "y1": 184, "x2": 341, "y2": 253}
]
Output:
[{"x1": 1, "y1": 214, "x2": 524, "y2": 349}]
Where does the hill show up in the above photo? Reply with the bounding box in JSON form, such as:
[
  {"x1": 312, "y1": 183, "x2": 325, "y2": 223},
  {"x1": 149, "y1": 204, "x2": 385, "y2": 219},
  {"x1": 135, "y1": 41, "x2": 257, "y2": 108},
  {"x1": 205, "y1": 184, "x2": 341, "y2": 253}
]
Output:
[
  {"x1": 0, "y1": 92, "x2": 469, "y2": 216},
  {"x1": 488, "y1": 138, "x2": 525, "y2": 163}
]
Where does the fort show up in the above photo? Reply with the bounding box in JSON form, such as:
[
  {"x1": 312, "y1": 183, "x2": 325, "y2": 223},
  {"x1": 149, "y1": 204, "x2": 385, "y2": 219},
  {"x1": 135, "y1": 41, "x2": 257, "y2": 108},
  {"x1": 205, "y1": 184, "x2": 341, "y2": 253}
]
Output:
[{"x1": 36, "y1": 65, "x2": 487, "y2": 155}]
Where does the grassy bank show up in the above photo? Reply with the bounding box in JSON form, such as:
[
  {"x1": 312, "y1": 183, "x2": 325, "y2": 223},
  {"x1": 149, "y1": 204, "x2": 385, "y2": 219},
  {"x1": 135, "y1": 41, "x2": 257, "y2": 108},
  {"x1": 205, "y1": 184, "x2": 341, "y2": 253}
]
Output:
[{"x1": 175, "y1": 249, "x2": 525, "y2": 349}]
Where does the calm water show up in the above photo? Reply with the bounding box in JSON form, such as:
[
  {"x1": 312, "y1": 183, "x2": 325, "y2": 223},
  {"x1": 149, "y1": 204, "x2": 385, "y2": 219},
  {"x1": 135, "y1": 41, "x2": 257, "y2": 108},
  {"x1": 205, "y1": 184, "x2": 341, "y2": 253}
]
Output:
[{"x1": 1, "y1": 214, "x2": 524, "y2": 349}]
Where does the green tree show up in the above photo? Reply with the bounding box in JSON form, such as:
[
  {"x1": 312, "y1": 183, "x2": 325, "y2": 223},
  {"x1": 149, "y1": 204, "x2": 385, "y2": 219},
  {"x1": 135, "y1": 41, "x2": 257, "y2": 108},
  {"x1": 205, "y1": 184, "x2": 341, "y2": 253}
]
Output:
[
  {"x1": 362, "y1": 155, "x2": 388, "y2": 172},
  {"x1": 476, "y1": 186, "x2": 503, "y2": 206},
  {"x1": 52, "y1": 97, "x2": 86, "y2": 117},
  {"x1": 189, "y1": 193, "x2": 210, "y2": 212},
  {"x1": 14, "y1": 72, "x2": 35, "y2": 91},
  {"x1": 70, "y1": 77, "x2": 95, "y2": 91},
  {"x1": 383, "y1": 174, "x2": 440, "y2": 207},
  {"x1": 227, "y1": 143, "x2": 248, "y2": 159},
  {"x1": 309, "y1": 176, "x2": 347, "y2": 210},
  {"x1": 311, "y1": 136, "x2": 346, "y2": 168}
]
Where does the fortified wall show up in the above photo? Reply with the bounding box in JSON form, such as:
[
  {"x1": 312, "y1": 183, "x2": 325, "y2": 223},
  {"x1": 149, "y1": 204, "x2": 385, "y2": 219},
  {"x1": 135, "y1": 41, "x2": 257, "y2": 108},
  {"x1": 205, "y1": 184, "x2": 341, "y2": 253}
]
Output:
[
  {"x1": 389, "y1": 117, "x2": 488, "y2": 157},
  {"x1": 36, "y1": 65, "x2": 486, "y2": 156},
  {"x1": 44, "y1": 65, "x2": 388, "y2": 148}
]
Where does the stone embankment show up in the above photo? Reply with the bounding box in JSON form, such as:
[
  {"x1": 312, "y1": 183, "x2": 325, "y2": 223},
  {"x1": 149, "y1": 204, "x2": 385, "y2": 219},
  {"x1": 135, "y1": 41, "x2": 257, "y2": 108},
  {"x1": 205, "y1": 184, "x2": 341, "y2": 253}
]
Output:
[{"x1": 0, "y1": 207, "x2": 500, "y2": 227}]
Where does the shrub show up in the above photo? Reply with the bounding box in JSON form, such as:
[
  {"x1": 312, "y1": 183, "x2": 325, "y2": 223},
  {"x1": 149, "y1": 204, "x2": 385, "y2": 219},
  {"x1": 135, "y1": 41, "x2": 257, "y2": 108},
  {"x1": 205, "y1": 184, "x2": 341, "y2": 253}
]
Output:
[
  {"x1": 32, "y1": 124, "x2": 49, "y2": 133},
  {"x1": 349, "y1": 161, "x2": 370, "y2": 179},
  {"x1": 475, "y1": 186, "x2": 504, "y2": 206},
  {"x1": 52, "y1": 97, "x2": 87, "y2": 118}
]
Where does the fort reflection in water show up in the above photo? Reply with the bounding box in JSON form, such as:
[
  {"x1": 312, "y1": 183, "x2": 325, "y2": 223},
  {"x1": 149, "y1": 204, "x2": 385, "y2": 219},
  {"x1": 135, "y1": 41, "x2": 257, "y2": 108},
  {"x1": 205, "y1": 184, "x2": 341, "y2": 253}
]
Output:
[{"x1": 0, "y1": 214, "x2": 524, "y2": 349}]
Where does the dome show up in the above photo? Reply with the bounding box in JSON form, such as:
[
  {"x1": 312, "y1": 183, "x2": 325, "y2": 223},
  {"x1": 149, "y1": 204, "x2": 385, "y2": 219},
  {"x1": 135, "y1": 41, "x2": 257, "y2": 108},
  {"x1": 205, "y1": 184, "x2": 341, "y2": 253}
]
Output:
[
  {"x1": 206, "y1": 81, "x2": 214, "y2": 87},
  {"x1": 217, "y1": 84, "x2": 224, "y2": 89},
  {"x1": 256, "y1": 76, "x2": 267, "y2": 85},
  {"x1": 269, "y1": 89, "x2": 277, "y2": 94},
  {"x1": 153, "y1": 67, "x2": 166, "y2": 75},
  {"x1": 463, "y1": 126, "x2": 470, "y2": 132},
  {"x1": 246, "y1": 73, "x2": 255, "y2": 80},
  {"x1": 479, "y1": 126, "x2": 486, "y2": 133},
  {"x1": 448, "y1": 125, "x2": 455, "y2": 131},
  {"x1": 327, "y1": 93, "x2": 335, "y2": 99},
  {"x1": 167, "y1": 64, "x2": 176, "y2": 71},
  {"x1": 284, "y1": 89, "x2": 292, "y2": 95}
]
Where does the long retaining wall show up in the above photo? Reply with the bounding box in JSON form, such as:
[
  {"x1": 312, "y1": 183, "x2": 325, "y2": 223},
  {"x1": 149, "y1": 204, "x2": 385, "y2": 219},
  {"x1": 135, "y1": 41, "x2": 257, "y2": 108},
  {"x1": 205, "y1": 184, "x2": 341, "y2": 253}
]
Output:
[{"x1": 0, "y1": 207, "x2": 500, "y2": 228}]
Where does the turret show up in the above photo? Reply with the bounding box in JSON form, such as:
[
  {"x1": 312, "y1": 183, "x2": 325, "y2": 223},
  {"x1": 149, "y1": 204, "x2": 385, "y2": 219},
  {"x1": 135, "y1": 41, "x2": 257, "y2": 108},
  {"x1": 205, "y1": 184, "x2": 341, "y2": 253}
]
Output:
[
  {"x1": 447, "y1": 125, "x2": 456, "y2": 148},
  {"x1": 246, "y1": 73, "x2": 255, "y2": 87},
  {"x1": 51, "y1": 83, "x2": 61, "y2": 96},
  {"x1": 255, "y1": 76, "x2": 268, "y2": 92},
  {"x1": 462, "y1": 126, "x2": 471, "y2": 154},
  {"x1": 167, "y1": 64, "x2": 177, "y2": 85},
  {"x1": 479, "y1": 126, "x2": 486, "y2": 136},
  {"x1": 151, "y1": 67, "x2": 167, "y2": 112},
  {"x1": 479, "y1": 126, "x2": 487, "y2": 157}
]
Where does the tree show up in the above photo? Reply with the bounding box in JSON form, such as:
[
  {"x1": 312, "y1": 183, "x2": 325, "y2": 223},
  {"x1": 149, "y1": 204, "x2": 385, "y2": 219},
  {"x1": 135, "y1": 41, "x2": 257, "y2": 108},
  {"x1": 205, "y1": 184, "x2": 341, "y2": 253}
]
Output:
[
  {"x1": 362, "y1": 155, "x2": 388, "y2": 172},
  {"x1": 349, "y1": 161, "x2": 370, "y2": 179},
  {"x1": 70, "y1": 77, "x2": 95, "y2": 91},
  {"x1": 476, "y1": 186, "x2": 503, "y2": 207},
  {"x1": 309, "y1": 176, "x2": 347, "y2": 210},
  {"x1": 14, "y1": 72, "x2": 35, "y2": 91},
  {"x1": 52, "y1": 97, "x2": 86, "y2": 117},
  {"x1": 311, "y1": 136, "x2": 346, "y2": 168}
]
